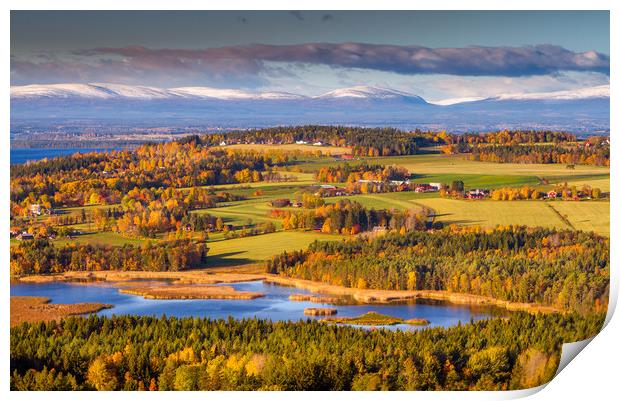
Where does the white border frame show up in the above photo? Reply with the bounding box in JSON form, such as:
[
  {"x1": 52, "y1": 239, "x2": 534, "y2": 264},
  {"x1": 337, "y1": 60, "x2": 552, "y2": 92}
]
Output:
[{"x1": 2, "y1": 2, "x2": 616, "y2": 400}]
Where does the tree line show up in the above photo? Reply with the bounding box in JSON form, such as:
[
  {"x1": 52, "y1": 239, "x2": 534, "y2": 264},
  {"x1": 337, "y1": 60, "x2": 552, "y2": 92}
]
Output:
[
  {"x1": 440, "y1": 143, "x2": 610, "y2": 166},
  {"x1": 10, "y1": 239, "x2": 208, "y2": 277},
  {"x1": 184, "y1": 126, "x2": 446, "y2": 157},
  {"x1": 266, "y1": 226, "x2": 609, "y2": 312},
  {"x1": 10, "y1": 312, "x2": 605, "y2": 391},
  {"x1": 187, "y1": 126, "x2": 587, "y2": 158}
]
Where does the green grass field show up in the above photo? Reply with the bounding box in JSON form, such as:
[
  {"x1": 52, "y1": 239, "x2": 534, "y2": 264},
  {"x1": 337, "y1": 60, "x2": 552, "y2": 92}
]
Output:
[
  {"x1": 52, "y1": 231, "x2": 147, "y2": 247},
  {"x1": 556, "y1": 177, "x2": 611, "y2": 193},
  {"x1": 206, "y1": 231, "x2": 343, "y2": 266},
  {"x1": 193, "y1": 199, "x2": 281, "y2": 228},
  {"x1": 371, "y1": 154, "x2": 609, "y2": 176},
  {"x1": 416, "y1": 198, "x2": 568, "y2": 229},
  {"x1": 412, "y1": 198, "x2": 609, "y2": 236},
  {"x1": 299, "y1": 154, "x2": 609, "y2": 177},
  {"x1": 548, "y1": 201, "x2": 610, "y2": 236},
  {"x1": 196, "y1": 172, "x2": 316, "y2": 191},
  {"x1": 331, "y1": 192, "x2": 431, "y2": 210}
]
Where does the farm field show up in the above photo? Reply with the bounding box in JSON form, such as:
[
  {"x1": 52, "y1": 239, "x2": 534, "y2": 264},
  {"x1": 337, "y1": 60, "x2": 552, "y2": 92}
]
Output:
[
  {"x1": 413, "y1": 198, "x2": 609, "y2": 236},
  {"x1": 10, "y1": 230, "x2": 148, "y2": 248},
  {"x1": 195, "y1": 172, "x2": 317, "y2": 191},
  {"x1": 205, "y1": 231, "x2": 342, "y2": 267},
  {"x1": 373, "y1": 154, "x2": 610, "y2": 176},
  {"x1": 558, "y1": 177, "x2": 611, "y2": 193},
  {"x1": 300, "y1": 153, "x2": 609, "y2": 177},
  {"x1": 52, "y1": 231, "x2": 148, "y2": 247},
  {"x1": 11, "y1": 148, "x2": 610, "y2": 260},
  {"x1": 193, "y1": 199, "x2": 281, "y2": 228},
  {"x1": 548, "y1": 201, "x2": 610, "y2": 236},
  {"x1": 415, "y1": 198, "x2": 567, "y2": 230},
  {"x1": 333, "y1": 192, "x2": 431, "y2": 210}
]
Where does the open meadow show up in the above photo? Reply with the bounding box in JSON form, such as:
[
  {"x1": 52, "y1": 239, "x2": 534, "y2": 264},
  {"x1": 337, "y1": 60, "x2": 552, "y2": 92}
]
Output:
[
  {"x1": 548, "y1": 201, "x2": 610, "y2": 235},
  {"x1": 205, "y1": 230, "x2": 342, "y2": 266},
  {"x1": 410, "y1": 197, "x2": 609, "y2": 236},
  {"x1": 354, "y1": 154, "x2": 609, "y2": 176}
]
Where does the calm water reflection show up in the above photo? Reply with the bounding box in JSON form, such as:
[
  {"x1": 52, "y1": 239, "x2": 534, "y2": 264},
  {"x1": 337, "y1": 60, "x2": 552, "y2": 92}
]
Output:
[{"x1": 11, "y1": 280, "x2": 505, "y2": 331}]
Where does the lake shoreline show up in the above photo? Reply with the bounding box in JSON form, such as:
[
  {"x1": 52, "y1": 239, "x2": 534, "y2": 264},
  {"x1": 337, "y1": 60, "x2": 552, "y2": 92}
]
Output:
[{"x1": 13, "y1": 268, "x2": 560, "y2": 313}]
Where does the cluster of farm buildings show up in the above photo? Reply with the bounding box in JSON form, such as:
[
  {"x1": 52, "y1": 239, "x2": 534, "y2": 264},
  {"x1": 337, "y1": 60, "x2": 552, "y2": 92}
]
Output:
[
  {"x1": 308, "y1": 181, "x2": 492, "y2": 199},
  {"x1": 309, "y1": 180, "x2": 443, "y2": 198}
]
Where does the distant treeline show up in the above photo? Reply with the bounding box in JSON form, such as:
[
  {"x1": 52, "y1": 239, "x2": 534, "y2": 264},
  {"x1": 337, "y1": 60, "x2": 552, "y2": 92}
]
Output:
[
  {"x1": 267, "y1": 226, "x2": 609, "y2": 312},
  {"x1": 467, "y1": 144, "x2": 609, "y2": 166},
  {"x1": 441, "y1": 135, "x2": 609, "y2": 166},
  {"x1": 10, "y1": 239, "x2": 208, "y2": 276},
  {"x1": 183, "y1": 126, "x2": 443, "y2": 156},
  {"x1": 187, "y1": 126, "x2": 591, "y2": 157},
  {"x1": 452, "y1": 130, "x2": 577, "y2": 145},
  {"x1": 10, "y1": 312, "x2": 604, "y2": 391}
]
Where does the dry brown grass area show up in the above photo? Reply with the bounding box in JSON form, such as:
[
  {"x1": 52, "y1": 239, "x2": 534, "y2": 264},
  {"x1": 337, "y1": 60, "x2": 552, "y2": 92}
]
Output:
[
  {"x1": 119, "y1": 285, "x2": 264, "y2": 300},
  {"x1": 16, "y1": 266, "x2": 266, "y2": 285},
  {"x1": 10, "y1": 296, "x2": 111, "y2": 327},
  {"x1": 265, "y1": 276, "x2": 560, "y2": 314},
  {"x1": 288, "y1": 294, "x2": 340, "y2": 303}
]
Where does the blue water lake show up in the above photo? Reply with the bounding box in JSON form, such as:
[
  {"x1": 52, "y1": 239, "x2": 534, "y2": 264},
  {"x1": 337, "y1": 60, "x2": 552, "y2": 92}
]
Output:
[
  {"x1": 10, "y1": 147, "x2": 128, "y2": 165},
  {"x1": 11, "y1": 280, "x2": 504, "y2": 331}
]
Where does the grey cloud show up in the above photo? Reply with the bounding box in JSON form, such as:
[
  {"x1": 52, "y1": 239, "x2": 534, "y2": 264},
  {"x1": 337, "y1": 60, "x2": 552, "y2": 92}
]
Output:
[
  {"x1": 289, "y1": 11, "x2": 304, "y2": 21},
  {"x1": 89, "y1": 43, "x2": 611, "y2": 77},
  {"x1": 11, "y1": 42, "x2": 610, "y2": 85}
]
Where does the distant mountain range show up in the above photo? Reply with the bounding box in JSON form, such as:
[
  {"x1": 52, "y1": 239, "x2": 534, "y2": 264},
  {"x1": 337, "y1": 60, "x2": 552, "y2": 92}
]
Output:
[
  {"x1": 10, "y1": 83, "x2": 434, "y2": 102},
  {"x1": 10, "y1": 83, "x2": 610, "y2": 135}
]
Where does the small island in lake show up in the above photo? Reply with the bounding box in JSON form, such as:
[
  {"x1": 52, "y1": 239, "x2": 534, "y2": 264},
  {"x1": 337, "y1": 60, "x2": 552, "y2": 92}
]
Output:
[
  {"x1": 322, "y1": 311, "x2": 430, "y2": 326},
  {"x1": 118, "y1": 285, "x2": 264, "y2": 300}
]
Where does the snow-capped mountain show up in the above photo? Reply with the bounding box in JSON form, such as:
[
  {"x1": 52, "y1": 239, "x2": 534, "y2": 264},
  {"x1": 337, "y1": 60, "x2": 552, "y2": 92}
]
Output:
[
  {"x1": 12, "y1": 83, "x2": 608, "y2": 104},
  {"x1": 434, "y1": 85, "x2": 610, "y2": 105},
  {"x1": 10, "y1": 83, "x2": 609, "y2": 134},
  {"x1": 10, "y1": 83, "x2": 174, "y2": 100},
  {"x1": 430, "y1": 96, "x2": 487, "y2": 106},
  {"x1": 169, "y1": 87, "x2": 305, "y2": 100},
  {"x1": 10, "y1": 83, "x2": 306, "y2": 101},
  {"x1": 315, "y1": 85, "x2": 426, "y2": 103},
  {"x1": 488, "y1": 85, "x2": 610, "y2": 102},
  {"x1": 10, "y1": 83, "x2": 430, "y2": 102}
]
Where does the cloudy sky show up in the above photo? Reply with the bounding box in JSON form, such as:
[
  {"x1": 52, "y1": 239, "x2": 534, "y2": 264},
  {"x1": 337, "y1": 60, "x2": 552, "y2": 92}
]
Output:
[{"x1": 10, "y1": 11, "x2": 610, "y2": 101}]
